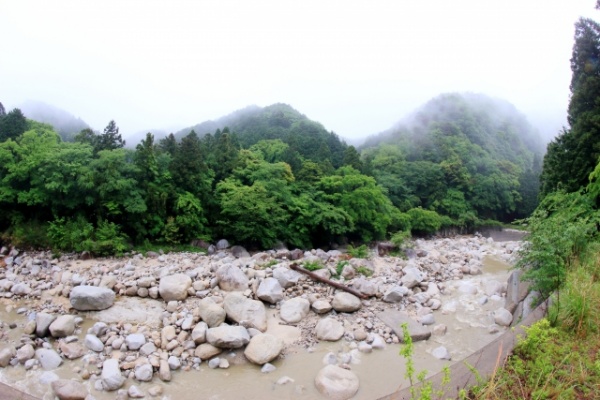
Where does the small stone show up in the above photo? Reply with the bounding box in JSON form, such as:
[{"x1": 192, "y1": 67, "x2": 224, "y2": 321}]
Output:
[
  {"x1": 51, "y1": 379, "x2": 88, "y2": 400},
  {"x1": 315, "y1": 365, "x2": 359, "y2": 400},
  {"x1": 135, "y1": 363, "x2": 154, "y2": 382},
  {"x1": 261, "y1": 363, "x2": 276, "y2": 373},
  {"x1": 128, "y1": 385, "x2": 145, "y2": 398},
  {"x1": 432, "y1": 346, "x2": 451, "y2": 360},
  {"x1": 84, "y1": 335, "x2": 104, "y2": 352},
  {"x1": 331, "y1": 292, "x2": 361, "y2": 313}
]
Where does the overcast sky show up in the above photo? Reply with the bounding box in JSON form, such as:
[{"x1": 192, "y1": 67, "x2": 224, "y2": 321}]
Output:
[{"x1": 1, "y1": 0, "x2": 597, "y2": 142}]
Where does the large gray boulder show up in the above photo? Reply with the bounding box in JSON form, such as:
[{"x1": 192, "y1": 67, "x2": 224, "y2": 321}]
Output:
[
  {"x1": 223, "y1": 292, "x2": 267, "y2": 332},
  {"x1": 36, "y1": 312, "x2": 57, "y2": 337},
  {"x1": 494, "y1": 307, "x2": 513, "y2": 327},
  {"x1": 70, "y1": 286, "x2": 115, "y2": 311},
  {"x1": 315, "y1": 365, "x2": 360, "y2": 400},
  {"x1": 206, "y1": 325, "x2": 250, "y2": 349},
  {"x1": 256, "y1": 277, "x2": 284, "y2": 304},
  {"x1": 280, "y1": 297, "x2": 310, "y2": 323},
  {"x1": 504, "y1": 270, "x2": 530, "y2": 313},
  {"x1": 159, "y1": 274, "x2": 192, "y2": 302},
  {"x1": 191, "y1": 321, "x2": 208, "y2": 344},
  {"x1": 376, "y1": 310, "x2": 431, "y2": 342},
  {"x1": 315, "y1": 318, "x2": 344, "y2": 341},
  {"x1": 383, "y1": 286, "x2": 410, "y2": 303},
  {"x1": 101, "y1": 359, "x2": 125, "y2": 391},
  {"x1": 352, "y1": 277, "x2": 378, "y2": 297},
  {"x1": 216, "y1": 264, "x2": 249, "y2": 291},
  {"x1": 198, "y1": 298, "x2": 226, "y2": 327},
  {"x1": 244, "y1": 334, "x2": 283, "y2": 365},
  {"x1": 272, "y1": 267, "x2": 302, "y2": 288},
  {"x1": 332, "y1": 292, "x2": 362, "y2": 313},
  {"x1": 401, "y1": 267, "x2": 424, "y2": 289}
]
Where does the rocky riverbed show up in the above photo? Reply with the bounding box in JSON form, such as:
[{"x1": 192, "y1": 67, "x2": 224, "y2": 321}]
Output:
[{"x1": 0, "y1": 234, "x2": 523, "y2": 400}]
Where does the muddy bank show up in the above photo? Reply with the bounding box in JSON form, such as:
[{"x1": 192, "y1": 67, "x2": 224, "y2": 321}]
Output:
[{"x1": 0, "y1": 235, "x2": 522, "y2": 400}]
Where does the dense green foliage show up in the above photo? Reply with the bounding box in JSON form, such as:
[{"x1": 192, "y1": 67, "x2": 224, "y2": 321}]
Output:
[
  {"x1": 0, "y1": 95, "x2": 544, "y2": 254},
  {"x1": 362, "y1": 93, "x2": 543, "y2": 227}
]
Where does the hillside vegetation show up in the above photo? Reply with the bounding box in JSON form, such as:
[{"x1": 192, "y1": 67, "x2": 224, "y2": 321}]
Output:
[{"x1": 0, "y1": 94, "x2": 542, "y2": 254}]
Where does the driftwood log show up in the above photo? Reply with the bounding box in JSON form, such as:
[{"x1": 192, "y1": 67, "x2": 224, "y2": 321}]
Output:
[{"x1": 290, "y1": 263, "x2": 368, "y2": 300}]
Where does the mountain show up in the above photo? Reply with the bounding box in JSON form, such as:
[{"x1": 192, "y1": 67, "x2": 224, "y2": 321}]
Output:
[
  {"x1": 18, "y1": 100, "x2": 90, "y2": 141},
  {"x1": 361, "y1": 93, "x2": 544, "y2": 223},
  {"x1": 175, "y1": 103, "x2": 349, "y2": 169}
]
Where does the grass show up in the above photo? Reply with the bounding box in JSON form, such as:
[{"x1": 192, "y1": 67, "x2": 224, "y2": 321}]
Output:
[
  {"x1": 302, "y1": 260, "x2": 323, "y2": 271},
  {"x1": 467, "y1": 256, "x2": 600, "y2": 400}
]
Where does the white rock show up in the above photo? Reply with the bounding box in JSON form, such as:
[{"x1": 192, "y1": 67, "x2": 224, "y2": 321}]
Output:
[
  {"x1": 244, "y1": 334, "x2": 284, "y2": 365},
  {"x1": 401, "y1": 267, "x2": 423, "y2": 289},
  {"x1": 198, "y1": 298, "x2": 226, "y2": 327},
  {"x1": 35, "y1": 348, "x2": 63, "y2": 370},
  {"x1": 206, "y1": 325, "x2": 250, "y2": 349},
  {"x1": 432, "y1": 346, "x2": 451, "y2": 360},
  {"x1": 494, "y1": 307, "x2": 513, "y2": 327},
  {"x1": 223, "y1": 292, "x2": 267, "y2": 332},
  {"x1": 280, "y1": 297, "x2": 310, "y2": 323},
  {"x1": 332, "y1": 292, "x2": 361, "y2": 312},
  {"x1": 159, "y1": 274, "x2": 192, "y2": 301},
  {"x1": 192, "y1": 321, "x2": 208, "y2": 344},
  {"x1": 70, "y1": 286, "x2": 115, "y2": 311},
  {"x1": 101, "y1": 359, "x2": 125, "y2": 391},
  {"x1": 383, "y1": 286, "x2": 409, "y2": 302},
  {"x1": 311, "y1": 300, "x2": 333, "y2": 314},
  {"x1": 49, "y1": 315, "x2": 76, "y2": 338},
  {"x1": 84, "y1": 334, "x2": 105, "y2": 352},
  {"x1": 216, "y1": 264, "x2": 249, "y2": 291},
  {"x1": 315, "y1": 365, "x2": 360, "y2": 400},
  {"x1": 315, "y1": 318, "x2": 344, "y2": 341},
  {"x1": 135, "y1": 363, "x2": 154, "y2": 382},
  {"x1": 256, "y1": 277, "x2": 284, "y2": 304},
  {"x1": 272, "y1": 267, "x2": 302, "y2": 288},
  {"x1": 51, "y1": 379, "x2": 88, "y2": 400},
  {"x1": 126, "y1": 333, "x2": 146, "y2": 350}
]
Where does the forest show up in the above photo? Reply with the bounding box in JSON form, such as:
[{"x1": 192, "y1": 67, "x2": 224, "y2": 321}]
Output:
[{"x1": 0, "y1": 92, "x2": 543, "y2": 254}]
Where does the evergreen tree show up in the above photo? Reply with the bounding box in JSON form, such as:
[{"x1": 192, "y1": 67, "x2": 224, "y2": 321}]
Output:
[
  {"x1": 171, "y1": 130, "x2": 213, "y2": 202},
  {"x1": 0, "y1": 102, "x2": 6, "y2": 117},
  {"x1": 96, "y1": 120, "x2": 125, "y2": 152},
  {"x1": 159, "y1": 133, "x2": 178, "y2": 156},
  {"x1": 0, "y1": 108, "x2": 28, "y2": 142},
  {"x1": 541, "y1": 17, "x2": 600, "y2": 195}
]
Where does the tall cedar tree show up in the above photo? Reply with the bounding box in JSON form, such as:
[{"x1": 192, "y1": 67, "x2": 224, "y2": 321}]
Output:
[
  {"x1": 541, "y1": 18, "x2": 600, "y2": 195},
  {"x1": 171, "y1": 130, "x2": 213, "y2": 204},
  {"x1": 0, "y1": 108, "x2": 28, "y2": 142},
  {"x1": 97, "y1": 120, "x2": 125, "y2": 152}
]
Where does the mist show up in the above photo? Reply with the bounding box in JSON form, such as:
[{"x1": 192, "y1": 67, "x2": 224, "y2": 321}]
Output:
[{"x1": 0, "y1": 0, "x2": 596, "y2": 146}]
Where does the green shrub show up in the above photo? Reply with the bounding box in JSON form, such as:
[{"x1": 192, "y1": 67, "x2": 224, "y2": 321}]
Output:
[
  {"x1": 47, "y1": 216, "x2": 94, "y2": 252},
  {"x1": 356, "y1": 266, "x2": 373, "y2": 277},
  {"x1": 391, "y1": 230, "x2": 412, "y2": 248},
  {"x1": 407, "y1": 207, "x2": 442, "y2": 235},
  {"x1": 93, "y1": 220, "x2": 129, "y2": 256},
  {"x1": 303, "y1": 260, "x2": 323, "y2": 271},
  {"x1": 334, "y1": 260, "x2": 349, "y2": 278},
  {"x1": 347, "y1": 244, "x2": 369, "y2": 259}
]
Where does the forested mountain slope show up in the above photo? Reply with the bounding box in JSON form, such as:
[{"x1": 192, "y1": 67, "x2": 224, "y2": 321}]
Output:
[
  {"x1": 361, "y1": 93, "x2": 543, "y2": 223},
  {"x1": 18, "y1": 100, "x2": 89, "y2": 142},
  {"x1": 175, "y1": 103, "x2": 348, "y2": 170}
]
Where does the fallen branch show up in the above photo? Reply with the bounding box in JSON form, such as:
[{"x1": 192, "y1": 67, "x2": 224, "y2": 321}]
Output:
[{"x1": 290, "y1": 263, "x2": 368, "y2": 299}]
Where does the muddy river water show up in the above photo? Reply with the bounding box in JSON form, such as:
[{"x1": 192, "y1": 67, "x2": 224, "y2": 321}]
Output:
[{"x1": 0, "y1": 253, "x2": 513, "y2": 400}]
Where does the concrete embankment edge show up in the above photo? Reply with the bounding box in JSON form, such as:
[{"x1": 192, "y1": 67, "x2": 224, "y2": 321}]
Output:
[
  {"x1": 0, "y1": 381, "x2": 39, "y2": 400},
  {"x1": 378, "y1": 300, "x2": 547, "y2": 400}
]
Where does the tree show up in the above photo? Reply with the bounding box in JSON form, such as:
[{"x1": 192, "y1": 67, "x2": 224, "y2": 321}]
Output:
[
  {"x1": 0, "y1": 108, "x2": 28, "y2": 142},
  {"x1": 96, "y1": 120, "x2": 125, "y2": 152},
  {"x1": 0, "y1": 102, "x2": 5, "y2": 117},
  {"x1": 74, "y1": 128, "x2": 98, "y2": 148},
  {"x1": 159, "y1": 133, "x2": 178, "y2": 156},
  {"x1": 170, "y1": 130, "x2": 213, "y2": 206},
  {"x1": 343, "y1": 145, "x2": 363, "y2": 171},
  {"x1": 541, "y1": 17, "x2": 600, "y2": 195}
]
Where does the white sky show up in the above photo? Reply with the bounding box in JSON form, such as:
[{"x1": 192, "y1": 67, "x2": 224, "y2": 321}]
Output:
[{"x1": 1, "y1": 0, "x2": 597, "y2": 142}]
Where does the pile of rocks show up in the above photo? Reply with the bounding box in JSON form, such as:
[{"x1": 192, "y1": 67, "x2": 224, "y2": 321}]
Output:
[{"x1": 0, "y1": 235, "x2": 522, "y2": 400}]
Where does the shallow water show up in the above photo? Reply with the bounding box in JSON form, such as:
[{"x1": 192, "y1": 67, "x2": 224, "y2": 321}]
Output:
[{"x1": 0, "y1": 255, "x2": 512, "y2": 400}]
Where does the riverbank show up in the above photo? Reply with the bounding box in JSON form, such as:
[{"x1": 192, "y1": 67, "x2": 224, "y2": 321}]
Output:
[{"x1": 0, "y1": 234, "x2": 522, "y2": 400}]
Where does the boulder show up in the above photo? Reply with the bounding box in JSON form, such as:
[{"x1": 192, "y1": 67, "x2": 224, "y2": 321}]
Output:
[
  {"x1": 332, "y1": 292, "x2": 361, "y2": 313},
  {"x1": 16, "y1": 344, "x2": 35, "y2": 364},
  {"x1": 84, "y1": 334, "x2": 105, "y2": 352},
  {"x1": 272, "y1": 267, "x2": 302, "y2": 288},
  {"x1": 432, "y1": 346, "x2": 451, "y2": 360},
  {"x1": 198, "y1": 298, "x2": 226, "y2": 327},
  {"x1": 58, "y1": 342, "x2": 85, "y2": 360},
  {"x1": 192, "y1": 321, "x2": 208, "y2": 344},
  {"x1": 494, "y1": 307, "x2": 513, "y2": 327},
  {"x1": 36, "y1": 313, "x2": 57, "y2": 337},
  {"x1": 194, "y1": 343, "x2": 222, "y2": 360},
  {"x1": 256, "y1": 278, "x2": 284, "y2": 304},
  {"x1": 223, "y1": 292, "x2": 267, "y2": 332},
  {"x1": 231, "y1": 245, "x2": 250, "y2": 258},
  {"x1": 401, "y1": 267, "x2": 423, "y2": 289},
  {"x1": 315, "y1": 318, "x2": 344, "y2": 341},
  {"x1": 159, "y1": 274, "x2": 192, "y2": 302},
  {"x1": 315, "y1": 365, "x2": 360, "y2": 400},
  {"x1": 376, "y1": 310, "x2": 431, "y2": 342},
  {"x1": 206, "y1": 325, "x2": 250, "y2": 349},
  {"x1": 352, "y1": 277, "x2": 378, "y2": 297},
  {"x1": 49, "y1": 315, "x2": 76, "y2": 338},
  {"x1": 216, "y1": 239, "x2": 230, "y2": 250},
  {"x1": 125, "y1": 333, "x2": 146, "y2": 350},
  {"x1": 0, "y1": 347, "x2": 15, "y2": 367},
  {"x1": 311, "y1": 300, "x2": 333, "y2": 314},
  {"x1": 101, "y1": 359, "x2": 125, "y2": 391},
  {"x1": 505, "y1": 270, "x2": 530, "y2": 313},
  {"x1": 216, "y1": 264, "x2": 249, "y2": 292},
  {"x1": 51, "y1": 379, "x2": 88, "y2": 400},
  {"x1": 383, "y1": 286, "x2": 409, "y2": 303},
  {"x1": 10, "y1": 282, "x2": 32, "y2": 296},
  {"x1": 135, "y1": 363, "x2": 154, "y2": 382},
  {"x1": 70, "y1": 286, "x2": 115, "y2": 311},
  {"x1": 244, "y1": 334, "x2": 283, "y2": 365},
  {"x1": 35, "y1": 348, "x2": 63, "y2": 370},
  {"x1": 280, "y1": 297, "x2": 310, "y2": 324}
]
